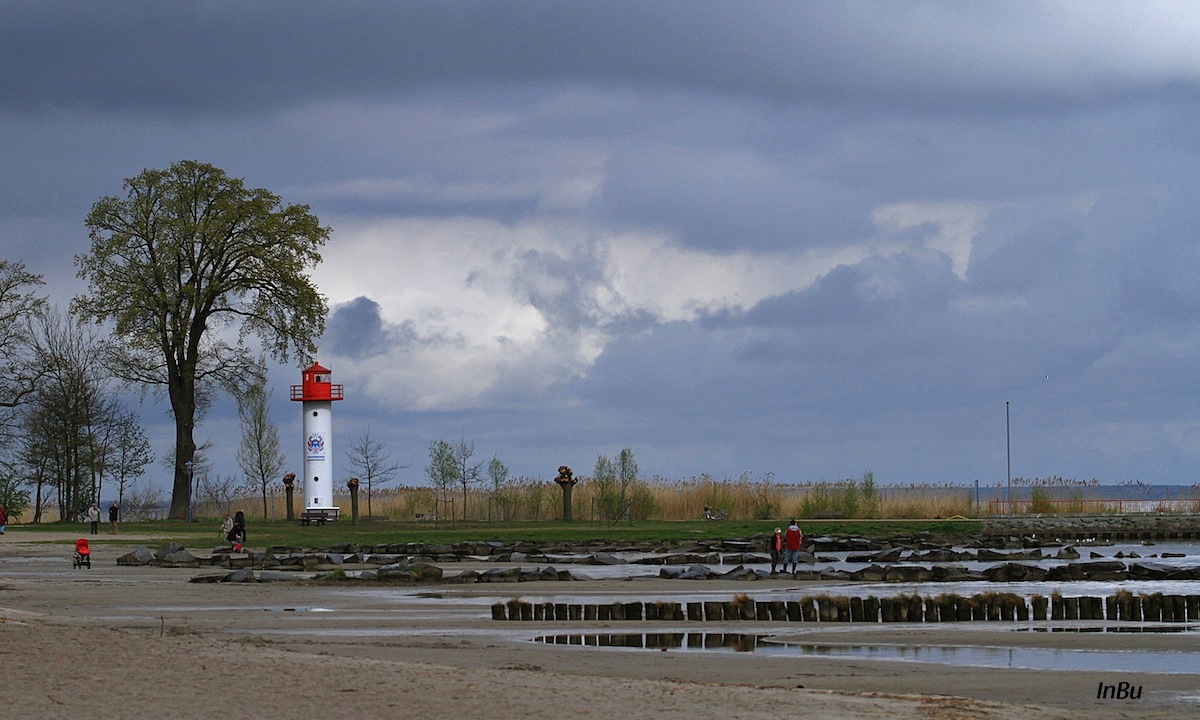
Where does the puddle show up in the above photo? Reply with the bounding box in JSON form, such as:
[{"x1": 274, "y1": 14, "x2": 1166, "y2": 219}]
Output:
[
  {"x1": 1020, "y1": 625, "x2": 1198, "y2": 633},
  {"x1": 532, "y1": 632, "x2": 1200, "y2": 673}
]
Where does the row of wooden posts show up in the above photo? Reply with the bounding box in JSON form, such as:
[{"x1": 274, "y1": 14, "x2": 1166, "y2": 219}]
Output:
[{"x1": 493, "y1": 592, "x2": 1200, "y2": 624}]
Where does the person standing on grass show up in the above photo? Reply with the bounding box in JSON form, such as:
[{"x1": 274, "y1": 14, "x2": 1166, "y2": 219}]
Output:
[
  {"x1": 108, "y1": 501, "x2": 120, "y2": 534},
  {"x1": 767, "y1": 527, "x2": 784, "y2": 574},
  {"x1": 87, "y1": 502, "x2": 101, "y2": 534},
  {"x1": 220, "y1": 514, "x2": 234, "y2": 545},
  {"x1": 783, "y1": 519, "x2": 804, "y2": 574},
  {"x1": 0, "y1": 504, "x2": 7, "y2": 534}
]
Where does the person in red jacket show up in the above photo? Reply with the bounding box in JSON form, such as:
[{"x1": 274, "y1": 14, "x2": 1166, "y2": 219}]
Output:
[
  {"x1": 767, "y1": 527, "x2": 783, "y2": 574},
  {"x1": 783, "y1": 520, "x2": 803, "y2": 574}
]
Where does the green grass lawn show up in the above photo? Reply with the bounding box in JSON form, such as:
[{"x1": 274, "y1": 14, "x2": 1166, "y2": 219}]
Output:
[{"x1": 11, "y1": 516, "x2": 981, "y2": 548}]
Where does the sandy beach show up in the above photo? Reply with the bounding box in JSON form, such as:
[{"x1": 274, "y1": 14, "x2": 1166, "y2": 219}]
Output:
[{"x1": 2, "y1": 531, "x2": 1197, "y2": 719}]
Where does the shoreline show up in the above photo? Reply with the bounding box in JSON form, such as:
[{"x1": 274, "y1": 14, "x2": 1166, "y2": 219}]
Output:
[{"x1": 3, "y1": 531, "x2": 1198, "y2": 719}]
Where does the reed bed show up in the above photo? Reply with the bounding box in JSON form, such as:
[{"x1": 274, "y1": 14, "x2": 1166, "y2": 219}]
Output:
[
  {"x1": 196, "y1": 473, "x2": 984, "y2": 522},
  {"x1": 127, "y1": 474, "x2": 1199, "y2": 523}
]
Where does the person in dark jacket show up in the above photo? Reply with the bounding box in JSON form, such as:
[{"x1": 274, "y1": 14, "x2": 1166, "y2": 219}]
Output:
[
  {"x1": 767, "y1": 527, "x2": 783, "y2": 574},
  {"x1": 227, "y1": 510, "x2": 247, "y2": 551}
]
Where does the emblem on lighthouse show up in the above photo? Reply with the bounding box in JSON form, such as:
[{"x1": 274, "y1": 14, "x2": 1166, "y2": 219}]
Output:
[{"x1": 306, "y1": 432, "x2": 326, "y2": 460}]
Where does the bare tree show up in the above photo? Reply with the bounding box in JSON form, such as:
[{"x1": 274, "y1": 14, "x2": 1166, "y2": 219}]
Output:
[
  {"x1": 616, "y1": 448, "x2": 638, "y2": 524},
  {"x1": 487, "y1": 454, "x2": 510, "y2": 521},
  {"x1": 345, "y1": 426, "x2": 406, "y2": 517},
  {"x1": 236, "y1": 360, "x2": 285, "y2": 520},
  {"x1": 452, "y1": 437, "x2": 483, "y2": 521},
  {"x1": 107, "y1": 411, "x2": 153, "y2": 509},
  {"x1": 21, "y1": 307, "x2": 117, "y2": 520},
  {"x1": 197, "y1": 473, "x2": 247, "y2": 518},
  {"x1": 424, "y1": 439, "x2": 458, "y2": 523}
]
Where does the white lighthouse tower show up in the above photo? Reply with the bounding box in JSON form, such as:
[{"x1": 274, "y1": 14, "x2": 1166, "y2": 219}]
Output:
[{"x1": 291, "y1": 362, "x2": 343, "y2": 519}]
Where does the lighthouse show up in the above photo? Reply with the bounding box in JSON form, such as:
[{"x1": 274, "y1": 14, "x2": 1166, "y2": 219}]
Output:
[{"x1": 290, "y1": 362, "x2": 344, "y2": 518}]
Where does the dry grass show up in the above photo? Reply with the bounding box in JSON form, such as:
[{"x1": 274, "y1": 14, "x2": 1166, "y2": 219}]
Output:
[{"x1": 108, "y1": 473, "x2": 1192, "y2": 523}]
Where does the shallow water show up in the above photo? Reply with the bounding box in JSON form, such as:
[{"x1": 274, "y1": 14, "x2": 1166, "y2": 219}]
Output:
[{"x1": 531, "y1": 631, "x2": 1200, "y2": 673}]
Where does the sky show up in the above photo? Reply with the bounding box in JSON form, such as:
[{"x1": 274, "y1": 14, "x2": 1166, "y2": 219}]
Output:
[{"x1": 3, "y1": 1, "x2": 1200, "y2": 492}]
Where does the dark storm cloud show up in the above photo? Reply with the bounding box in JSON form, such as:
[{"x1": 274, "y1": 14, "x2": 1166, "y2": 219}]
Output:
[
  {"x1": 715, "y1": 250, "x2": 964, "y2": 329},
  {"x1": 4, "y1": 2, "x2": 1200, "y2": 488},
  {"x1": 323, "y1": 295, "x2": 416, "y2": 359},
  {"x1": 6, "y1": 2, "x2": 1195, "y2": 118}
]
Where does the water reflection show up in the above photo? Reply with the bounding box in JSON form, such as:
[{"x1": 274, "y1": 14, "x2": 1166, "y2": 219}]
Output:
[
  {"x1": 531, "y1": 631, "x2": 1200, "y2": 673},
  {"x1": 534, "y1": 631, "x2": 761, "y2": 652}
]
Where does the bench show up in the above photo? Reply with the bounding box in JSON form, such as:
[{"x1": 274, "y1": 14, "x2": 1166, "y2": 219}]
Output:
[
  {"x1": 299, "y1": 510, "x2": 334, "y2": 526},
  {"x1": 813, "y1": 511, "x2": 845, "y2": 519}
]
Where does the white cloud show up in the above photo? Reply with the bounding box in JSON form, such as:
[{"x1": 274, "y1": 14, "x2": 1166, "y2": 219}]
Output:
[{"x1": 313, "y1": 214, "x2": 874, "y2": 411}]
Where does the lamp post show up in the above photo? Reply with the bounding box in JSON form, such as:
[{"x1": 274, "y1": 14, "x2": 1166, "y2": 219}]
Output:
[
  {"x1": 186, "y1": 460, "x2": 195, "y2": 522},
  {"x1": 1005, "y1": 401, "x2": 1011, "y2": 516}
]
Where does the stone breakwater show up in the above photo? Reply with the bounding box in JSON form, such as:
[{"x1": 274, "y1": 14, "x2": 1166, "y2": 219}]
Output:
[
  {"x1": 107, "y1": 533, "x2": 1200, "y2": 586},
  {"x1": 981, "y1": 514, "x2": 1200, "y2": 543},
  {"x1": 492, "y1": 591, "x2": 1200, "y2": 624}
]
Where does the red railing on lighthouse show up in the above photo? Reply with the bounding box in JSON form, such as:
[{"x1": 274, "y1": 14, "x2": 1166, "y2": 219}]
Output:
[{"x1": 290, "y1": 383, "x2": 343, "y2": 401}]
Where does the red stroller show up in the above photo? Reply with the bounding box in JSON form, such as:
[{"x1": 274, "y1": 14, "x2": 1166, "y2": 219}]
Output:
[{"x1": 73, "y1": 538, "x2": 92, "y2": 569}]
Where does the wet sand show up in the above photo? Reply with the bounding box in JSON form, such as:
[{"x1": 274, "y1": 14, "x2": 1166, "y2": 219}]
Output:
[{"x1": 2, "y1": 531, "x2": 1197, "y2": 719}]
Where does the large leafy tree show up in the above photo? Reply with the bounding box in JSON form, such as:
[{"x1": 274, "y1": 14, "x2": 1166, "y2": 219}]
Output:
[
  {"x1": 73, "y1": 161, "x2": 329, "y2": 519},
  {"x1": 0, "y1": 260, "x2": 47, "y2": 415}
]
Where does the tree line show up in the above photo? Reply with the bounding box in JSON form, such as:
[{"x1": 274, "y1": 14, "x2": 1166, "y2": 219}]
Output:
[{"x1": 0, "y1": 160, "x2": 646, "y2": 525}]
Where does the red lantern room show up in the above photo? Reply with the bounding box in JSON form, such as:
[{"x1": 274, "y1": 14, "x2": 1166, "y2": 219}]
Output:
[{"x1": 290, "y1": 362, "x2": 344, "y2": 402}]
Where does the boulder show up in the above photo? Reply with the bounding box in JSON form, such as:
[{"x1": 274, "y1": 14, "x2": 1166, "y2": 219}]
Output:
[
  {"x1": 591, "y1": 552, "x2": 627, "y2": 565},
  {"x1": 116, "y1": 546, "x2": 155, "y2": 566},
  {"x1": 677, "y1": 564, "x2": 715, "y2": 580},
  {"x1": 225, "y1": 567, "x2": 257, "y2": 583},
  {"x1": 377, "y1": 562, "x2": 444, "y2": 582}
]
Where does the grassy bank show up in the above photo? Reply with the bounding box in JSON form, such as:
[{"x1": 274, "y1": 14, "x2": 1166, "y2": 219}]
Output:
[{"x1": 10, "y1": 517, "x2": 982, "y2": 549}]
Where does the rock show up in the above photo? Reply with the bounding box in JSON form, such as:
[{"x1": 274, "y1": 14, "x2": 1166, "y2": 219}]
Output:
[
  {"x1": 155, "y1": 548, "x2": 200, "y2": 567},
  {"x1": 1054, "y1": 546, "x2": 1081, "y2": 560},
  {"x1": 882, "y1": 565, "x2": 931, "y2": 582},
  {"x1": 872, "y1": 547, "x2": 904, "y2": 563},
  {"x1": 225, "y1": 568, "x2": 257, "y2": 583},
  {"x1": 720, "y1": 566, "x2": 759, "y2": 580},
  {"x1": 257, "y1": 571, "x2": 296, "y2": 582},
  {"x1": 378, "y1": 562, "x2": 444, "y2": 582},
  {"x1": 478, "y1": 567, "x2": 523, "y2": 582},
  {"x1": 677, "y1": 564, "x2": 715, "y2": 580},
  {"x1": 849, "y1": 565, "x2": 886, "y2": 582},
  {"x1": 155, "y1": 542, "x2": 186, "y2": 558},
  {"x1": 116, "y1": 546, "x2": 155, "y2": 566},
  {"x1": 187, "y1": 573, "x2": 227, "y2": 583},
  {"x1": 592, "y1": 552, "x2": 627, "y2": 565}
]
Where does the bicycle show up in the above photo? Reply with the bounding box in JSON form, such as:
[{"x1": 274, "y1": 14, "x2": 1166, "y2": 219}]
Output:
[{"x1": 702, "y1": 506, "x2": 728, "y2": 520}]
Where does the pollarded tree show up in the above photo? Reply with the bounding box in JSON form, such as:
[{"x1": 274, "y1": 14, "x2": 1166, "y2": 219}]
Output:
[{"x1": 73, "y1": 161, "x2": 329, "y2": 520}]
